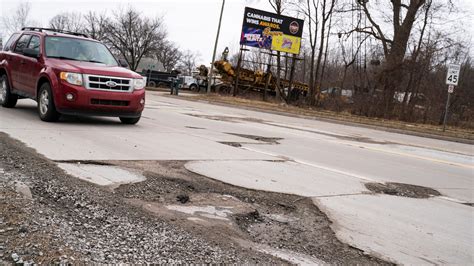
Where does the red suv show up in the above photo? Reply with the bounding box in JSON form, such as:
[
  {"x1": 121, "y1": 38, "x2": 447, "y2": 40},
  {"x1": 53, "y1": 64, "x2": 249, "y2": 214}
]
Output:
[{"x1": 0, "y1": 27, "x2": 145, "y2": 124}]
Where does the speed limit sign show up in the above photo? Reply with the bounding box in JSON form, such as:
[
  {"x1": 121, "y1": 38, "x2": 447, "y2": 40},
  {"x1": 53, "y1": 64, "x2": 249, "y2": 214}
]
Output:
[{"x1": 446, "y1": 64, "x2": 461, "y2": 86}]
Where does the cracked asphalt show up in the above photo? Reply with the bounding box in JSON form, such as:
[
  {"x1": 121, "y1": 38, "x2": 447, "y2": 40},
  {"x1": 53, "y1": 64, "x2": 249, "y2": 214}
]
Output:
[{"x1": 0, "y1": 91, "x2": 473, "y2": 264}]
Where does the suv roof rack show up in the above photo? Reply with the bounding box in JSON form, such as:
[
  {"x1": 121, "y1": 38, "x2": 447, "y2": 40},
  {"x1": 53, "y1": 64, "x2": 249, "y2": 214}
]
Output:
[{"x1": 21, "y1": 27, "x2": 89, "y2": 38}]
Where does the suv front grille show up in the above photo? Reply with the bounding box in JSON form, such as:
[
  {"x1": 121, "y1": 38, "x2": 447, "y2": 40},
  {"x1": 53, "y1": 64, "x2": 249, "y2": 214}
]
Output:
[
  {"x1": 91, "y1": 99, "x2": 129, "y2": 106},
  {"x1": 84, "y1": 74, "x2": 132, "y2": 92}
]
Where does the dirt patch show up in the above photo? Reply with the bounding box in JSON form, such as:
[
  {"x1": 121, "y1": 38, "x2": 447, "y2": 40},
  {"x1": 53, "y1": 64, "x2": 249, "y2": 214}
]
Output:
[
  {"x1": 112, "y1": 160, "x2": 390, "y2": 265},
  {"x1": 365, "y1": 182, "x2": 441, "y2": 198}
]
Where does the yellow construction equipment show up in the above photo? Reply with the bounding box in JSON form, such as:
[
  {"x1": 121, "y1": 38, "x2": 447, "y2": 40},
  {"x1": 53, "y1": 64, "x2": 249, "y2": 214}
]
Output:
[{"x1": 212, "y1": 60, "x2": 309, "y2": 96}]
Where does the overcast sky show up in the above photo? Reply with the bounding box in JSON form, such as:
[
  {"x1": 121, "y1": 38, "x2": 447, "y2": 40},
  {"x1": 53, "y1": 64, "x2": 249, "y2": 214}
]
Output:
[{"x1": 1, "y1": 0, "x2": 473, "y2": 64}]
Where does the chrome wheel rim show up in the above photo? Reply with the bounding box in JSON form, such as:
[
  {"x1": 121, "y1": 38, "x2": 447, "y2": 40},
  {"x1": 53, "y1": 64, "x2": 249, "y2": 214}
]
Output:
[
  {"x1": 39, "y1": 90, "x2": 49, "y2": 115},
  {"x1": 0, "y1": 79, "x2": 6, "y2": 103}
]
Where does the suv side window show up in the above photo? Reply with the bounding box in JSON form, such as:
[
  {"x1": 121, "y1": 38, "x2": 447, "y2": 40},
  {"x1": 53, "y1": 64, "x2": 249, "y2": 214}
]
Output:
[
  {"x1": 14, "y1": 34, "x2": 32, "y2": 53},
  {"x1": 2, "y1": 33, "x2": 20, "y2": 51},
  {"x1": 27, "y1": 35, "x2": 41, "y2": 53}
]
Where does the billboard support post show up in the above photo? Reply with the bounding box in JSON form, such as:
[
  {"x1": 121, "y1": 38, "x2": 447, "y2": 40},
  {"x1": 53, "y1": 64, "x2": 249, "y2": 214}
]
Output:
[
  {"x1": 287, "y1": 53, "x2": 297, "y2": 102},
  {"x1": 207, "y1": 0, "x2": 225, "y2": 94},
  {"x1": 263, "y1": 53, "x2": 273, "y2": 101}
]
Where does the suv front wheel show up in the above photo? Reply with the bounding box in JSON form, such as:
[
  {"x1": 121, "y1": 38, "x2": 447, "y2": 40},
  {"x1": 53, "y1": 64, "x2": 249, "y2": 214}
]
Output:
[
  {"x1": 0, "y1": 74, "x2": 18, "y2": 108},
  {"x1": 38, "y1": 83, "x2": 60, "y2": 122}
]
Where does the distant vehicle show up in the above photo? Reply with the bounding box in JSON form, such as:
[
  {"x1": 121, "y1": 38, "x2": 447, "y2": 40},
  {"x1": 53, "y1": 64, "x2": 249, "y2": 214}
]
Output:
[
  {"x1": 0, "y1": 27, "x2": 146, "y2": 124},
  {"x1": 321, "y1": 87, "x2": 354, "y2": 103},
  {"x1": 142, "y1": 69, "x2": 179, "y2": 88},
  {"x1": 178, "y1": 76, "x2": 199, "y2": 91}
]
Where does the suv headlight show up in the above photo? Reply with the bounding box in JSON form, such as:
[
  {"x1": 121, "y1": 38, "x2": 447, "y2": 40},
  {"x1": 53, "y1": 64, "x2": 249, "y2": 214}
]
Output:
[
  {"x1": 133, "y1": 78, "x2": 146, "y2": 90},
  {"x1": 60, "y1": 72, "x2": 83, "y2": 86}
]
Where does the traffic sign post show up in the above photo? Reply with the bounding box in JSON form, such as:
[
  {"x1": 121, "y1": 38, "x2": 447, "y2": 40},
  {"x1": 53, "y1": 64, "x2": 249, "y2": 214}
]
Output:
[
  {"x1": 447, "y1": 85, "x2": 454, "y2": 94},
  {"x1": 443, "y1": 64, "x2": 461, "y2": 132}
]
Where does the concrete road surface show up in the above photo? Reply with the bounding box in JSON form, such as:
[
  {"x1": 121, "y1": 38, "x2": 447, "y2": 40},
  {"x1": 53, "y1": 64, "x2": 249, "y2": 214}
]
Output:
[{"x1": 0, "y1": 91, "x2": 472, "y2": 264}]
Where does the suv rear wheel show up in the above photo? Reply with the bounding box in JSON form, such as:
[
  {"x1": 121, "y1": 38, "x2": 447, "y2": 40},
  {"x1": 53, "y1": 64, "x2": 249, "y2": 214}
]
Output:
[
  {"x1": 38, "y1": 83, "x2": 60, "y2": 122},
  {"x1": 119, "y1": 116, "x2": 141, "y2": 125},
  {"x1": 0, "y1": 74, "x2": 18, "y2": 108}
]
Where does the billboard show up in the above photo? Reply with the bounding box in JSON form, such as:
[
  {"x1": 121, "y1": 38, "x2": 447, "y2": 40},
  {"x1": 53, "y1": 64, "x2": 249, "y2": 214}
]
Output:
[{"x1": 240, "y1": 7, "x2": 304, "y2": 55}]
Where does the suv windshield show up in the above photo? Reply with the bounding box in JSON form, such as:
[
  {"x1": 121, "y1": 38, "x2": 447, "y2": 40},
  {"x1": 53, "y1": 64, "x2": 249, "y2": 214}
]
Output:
[{"x1": 45, "y1": 36, "x2": 118, "y2": 66}]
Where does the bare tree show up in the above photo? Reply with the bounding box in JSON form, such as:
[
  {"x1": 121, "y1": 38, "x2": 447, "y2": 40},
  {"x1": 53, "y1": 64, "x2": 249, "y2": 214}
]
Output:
[
  {"x1": 296, "y1": 0, "x2": 336, "y2": 104},
  {"x1": 338, "y1": 33, "x2": 369, "y2": 90},
  {"x1": 104, "y1": 7, "x2": 166, "y2": 71},
  {"x1": 49, "y1": 12, "x2": 84, "y2": 32},
  {"x1": 179, "y1": 50, "x2": 200, "y2": 75},
  {"x1": 156, "y1": 41, "x2": 182, "y2": 72},
  {"x1": 268, "y1": 0, "x2": 288, "y2": 102},
  {"x1": 354, "y1": 0, "x2": 432, "y2": 117},
  {"x1": 1, "y1": 1, "x2": 38, "y2": 34},
  {"x1": 83, "y1": 11, "x2": 109, "y2": 40}
]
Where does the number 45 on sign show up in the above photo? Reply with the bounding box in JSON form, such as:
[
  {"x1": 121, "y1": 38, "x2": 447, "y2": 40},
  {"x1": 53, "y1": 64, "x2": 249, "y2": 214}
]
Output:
[{"x1": 446, "y1": 64, "x2": 461, "y2": 86}]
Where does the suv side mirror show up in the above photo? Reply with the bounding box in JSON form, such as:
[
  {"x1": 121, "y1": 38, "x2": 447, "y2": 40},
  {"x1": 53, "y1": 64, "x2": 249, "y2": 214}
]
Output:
[
  {"x1": 23, "y1": 48, "x2": 39, "y2": 59},
  {"x1": 118, "y1": 59, "x2": 129, "y2": 68}
]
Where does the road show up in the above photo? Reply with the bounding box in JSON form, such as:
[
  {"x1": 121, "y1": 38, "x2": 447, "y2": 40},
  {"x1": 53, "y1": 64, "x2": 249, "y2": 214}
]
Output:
[{"x1": 0, "y1": 91, "x2": 473, "y2": 264}]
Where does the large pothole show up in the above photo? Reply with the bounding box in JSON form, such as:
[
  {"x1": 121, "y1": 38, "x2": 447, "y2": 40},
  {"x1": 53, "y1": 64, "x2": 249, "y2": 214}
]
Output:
[
  {"x1": 111, "y1": 160, "x2": 389, "y2": 265},
  {"x1": 365, "y1": 182, "x2": 441, "y2": 198}
]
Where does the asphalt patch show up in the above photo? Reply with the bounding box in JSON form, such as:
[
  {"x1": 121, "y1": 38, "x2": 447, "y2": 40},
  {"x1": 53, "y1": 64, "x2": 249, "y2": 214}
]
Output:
[{"x1": 365, "y1": 182, "x2": 441, "y2": 198}]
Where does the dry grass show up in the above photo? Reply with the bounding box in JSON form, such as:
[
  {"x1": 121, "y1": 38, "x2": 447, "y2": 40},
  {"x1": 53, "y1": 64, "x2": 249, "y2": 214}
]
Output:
[{"x1": 181, "y1": 93, "x2": 474, "y2": 142}]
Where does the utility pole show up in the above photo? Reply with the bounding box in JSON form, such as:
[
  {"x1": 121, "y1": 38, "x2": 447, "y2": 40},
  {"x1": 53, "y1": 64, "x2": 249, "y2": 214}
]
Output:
[{"x1": 207, "y1": 0, "x2": 225, "y2": 93}]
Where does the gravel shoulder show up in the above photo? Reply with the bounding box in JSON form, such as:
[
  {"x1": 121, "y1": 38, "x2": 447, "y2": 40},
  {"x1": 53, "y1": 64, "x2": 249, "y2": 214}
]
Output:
[
  {"x1": 0, "y1": 132, "x2": 389, "y2": 264},
  {"x1": 0, "y1": 133, "x2": 281, "y2": 264}
]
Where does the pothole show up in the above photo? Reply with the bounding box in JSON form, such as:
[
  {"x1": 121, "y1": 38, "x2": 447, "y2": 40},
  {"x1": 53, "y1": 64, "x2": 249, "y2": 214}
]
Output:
[
  {"x1": 365, "y1": 182, "x2": 441, "y2": 198},
  {"x1": 185, "y1": 114, "x2": 241, "y2": 123},
  {"x1": 219, "y1": 142, "x2": 243, "y2": 147},
  {"x1": 57, "y1": 163, "x2": 145, "y2": 188},
  {"x1": 186, "y1": 114, "x2": 266, "y2": 123},
  {"x1": 185, "y1": 126, "x2": 206, "y2": 129},
  {"x1": 226, "y1": 133, "x2": 283, "y2": 144}
]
